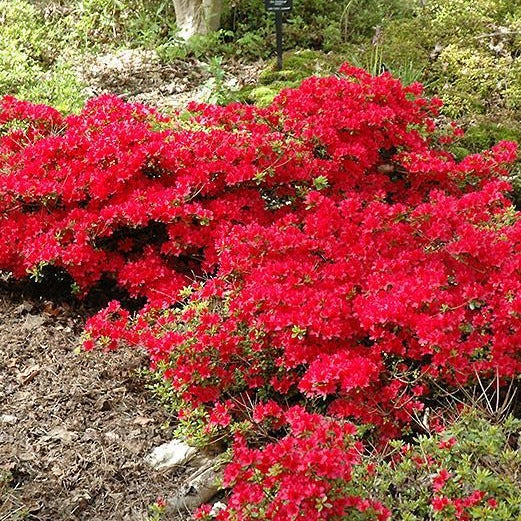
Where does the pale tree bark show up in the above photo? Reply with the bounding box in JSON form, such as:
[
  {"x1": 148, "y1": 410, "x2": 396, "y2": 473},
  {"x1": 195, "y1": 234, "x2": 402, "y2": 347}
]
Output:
[{"x1": 173, "y1": 0, "x2": 224, "y2": 40}]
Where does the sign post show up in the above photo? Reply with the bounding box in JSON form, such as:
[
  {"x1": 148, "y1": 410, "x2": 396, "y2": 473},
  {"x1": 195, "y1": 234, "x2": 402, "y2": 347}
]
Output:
[{"x1": 265, "y1": 0, "x2": 293, "y2": 70}]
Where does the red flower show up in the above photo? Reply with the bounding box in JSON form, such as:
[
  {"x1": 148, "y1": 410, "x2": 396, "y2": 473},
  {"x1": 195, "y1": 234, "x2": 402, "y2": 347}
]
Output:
[
  {"x1": 432, "y1": 468, "x2": 451, "y2": 492},
  {"x1": 432, "y1": 495, "x2": 451, "y2": 511}
]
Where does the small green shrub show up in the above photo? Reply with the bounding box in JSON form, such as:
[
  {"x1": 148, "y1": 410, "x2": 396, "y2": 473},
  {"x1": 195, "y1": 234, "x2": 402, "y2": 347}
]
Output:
[
  {"x1": 433, "y1": 46, "x2": 514, "y2": 117},
  {"x1": 0, "y1": 1, "x2": 50, "y2": 94},
  {"x1": 351, "y1": 410, "x2": 521, "y2": 520},
  {"x1": 18, "y1": 62, "x2": 86, "y2": 114}
]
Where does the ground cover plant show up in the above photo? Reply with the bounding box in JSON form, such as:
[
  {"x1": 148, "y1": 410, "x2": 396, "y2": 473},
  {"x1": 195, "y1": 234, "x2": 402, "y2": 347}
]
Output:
[
  {"x1": 353, "y1": 409, "x2": 521, "y2": 521},
  {"x1": 1, "y1": 65, "x2": 521, "y2": 519},
  {"x1": 0, "y1": 0, "x2": 86, "y2": 112}
]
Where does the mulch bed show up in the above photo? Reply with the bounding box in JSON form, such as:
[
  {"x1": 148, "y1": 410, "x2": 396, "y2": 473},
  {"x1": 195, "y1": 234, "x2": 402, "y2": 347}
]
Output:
[{"x1": 0, "y1": 281, "x2": 190, "y2": 521}]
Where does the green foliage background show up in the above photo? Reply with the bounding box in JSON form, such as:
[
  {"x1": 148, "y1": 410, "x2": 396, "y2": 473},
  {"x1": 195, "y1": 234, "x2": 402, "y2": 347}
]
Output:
[
  {"x1": 6, "y1": 0, "x2": 521, "y2": 134},
  {"x1": 0, "y1": 1, "x2": 85, "y2": 112}
]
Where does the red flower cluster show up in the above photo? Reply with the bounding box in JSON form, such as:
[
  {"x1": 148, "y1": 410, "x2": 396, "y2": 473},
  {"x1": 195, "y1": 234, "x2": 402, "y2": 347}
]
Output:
[
  {"x1": 196, "y1": 407, "x2": 389, "y2": 521},
  {"x1": 1, "y1": 64, "x2": 520, "y2": 519}
]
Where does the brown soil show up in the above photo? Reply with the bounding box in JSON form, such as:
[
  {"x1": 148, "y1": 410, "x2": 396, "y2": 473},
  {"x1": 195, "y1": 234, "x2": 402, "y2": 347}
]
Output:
[{"x1": 0, "y1": 282, "x2": 190, "y2": 521}]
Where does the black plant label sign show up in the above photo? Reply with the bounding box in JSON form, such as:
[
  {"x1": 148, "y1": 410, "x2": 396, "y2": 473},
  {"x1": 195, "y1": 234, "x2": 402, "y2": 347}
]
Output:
[{"x1": 265, "y1": 0, "x2": 293, "y2": 12}]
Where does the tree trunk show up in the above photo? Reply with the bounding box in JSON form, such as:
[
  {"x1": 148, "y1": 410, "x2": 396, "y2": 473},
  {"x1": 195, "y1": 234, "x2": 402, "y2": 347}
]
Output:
[{"x1": 173, "y1": 0, "x2": 224, "y2": 40}]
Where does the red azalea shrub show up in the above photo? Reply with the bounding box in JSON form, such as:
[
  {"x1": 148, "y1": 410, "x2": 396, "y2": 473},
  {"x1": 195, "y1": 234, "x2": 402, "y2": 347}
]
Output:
[
  {"x1": 0, "y1": 65, "x2": 449, "y2": 306},
  {"x1": 1, "y1": 64, "x2": 521, "y2": 519},
  {"x1": 79, "y1": 68, "x2": 520, "y2": 436},
  {"x1": 86, "y1": 165, "x2": 521, "y2": 438}
]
